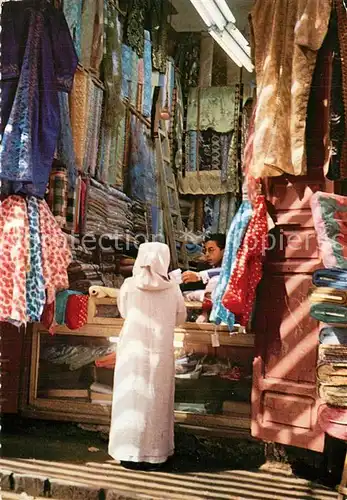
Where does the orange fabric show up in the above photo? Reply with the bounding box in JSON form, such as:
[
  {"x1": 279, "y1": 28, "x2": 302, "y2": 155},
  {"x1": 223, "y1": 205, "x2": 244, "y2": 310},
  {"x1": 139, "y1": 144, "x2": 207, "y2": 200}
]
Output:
[{"x1": 95, "y1": 351, "x2": 116, "y2": 369}]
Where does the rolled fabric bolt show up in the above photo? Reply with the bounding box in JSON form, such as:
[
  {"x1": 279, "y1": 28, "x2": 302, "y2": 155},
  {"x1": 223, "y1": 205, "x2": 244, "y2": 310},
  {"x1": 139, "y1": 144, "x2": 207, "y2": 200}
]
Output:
[{"x1": 89, "y1": 286, "x2": 118, "y2": 298}]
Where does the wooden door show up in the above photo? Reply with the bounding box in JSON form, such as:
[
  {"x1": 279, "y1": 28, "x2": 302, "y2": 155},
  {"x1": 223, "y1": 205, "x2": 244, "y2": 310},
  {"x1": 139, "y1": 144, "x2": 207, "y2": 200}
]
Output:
[
  {"x1": 252, "y1": 176, "x2": 332, "y2": 452},
  {"x1": 0, "y1": 323, "x2": 24, "y2": 413}
]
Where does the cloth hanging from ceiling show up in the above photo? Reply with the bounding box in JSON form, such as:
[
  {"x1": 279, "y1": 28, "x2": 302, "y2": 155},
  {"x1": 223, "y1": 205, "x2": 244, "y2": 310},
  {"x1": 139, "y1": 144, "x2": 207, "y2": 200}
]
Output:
[
  {"x1": 249, "y1": 0, "x2": 332, "y2": 178},
  {"x1": 0, "y1": 0, "x2": 78, "y2": 198}
]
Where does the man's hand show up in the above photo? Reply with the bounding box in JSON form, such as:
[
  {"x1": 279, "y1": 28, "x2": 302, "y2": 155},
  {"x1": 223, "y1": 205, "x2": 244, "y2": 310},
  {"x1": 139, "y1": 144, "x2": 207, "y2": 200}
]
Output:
[{"x1": 182, "y1": 271, "x2": 201, "y2": 283}]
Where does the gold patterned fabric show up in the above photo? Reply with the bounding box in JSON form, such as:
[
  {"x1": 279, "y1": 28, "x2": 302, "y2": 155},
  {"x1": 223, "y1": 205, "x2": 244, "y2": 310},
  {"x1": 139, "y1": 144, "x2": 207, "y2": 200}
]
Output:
[
  {"x1": 250, "y1": 0, "x2": 332, "y2": 178},
  {"x1": 70, "y1": 68, "x2": 90, "y2": 171},
  {"x1": 187, "y1": 87, "x2": 235, "y2": 133},
  {"x1": 178, "y1": 171, "x2": 237, "y2": 196}
]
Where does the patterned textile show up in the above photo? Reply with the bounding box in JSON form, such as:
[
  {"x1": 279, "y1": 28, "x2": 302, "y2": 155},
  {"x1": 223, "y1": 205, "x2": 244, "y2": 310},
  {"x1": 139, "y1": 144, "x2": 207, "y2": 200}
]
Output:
[
  {"x1": 211, "y1": 197, "x2": 220, "y2": 234},
  {"x1": 70, "y1": 69, "x2": 91, "y2": 171},
  {"x1": 47, "y1": 163, "x2": 68, "y2": 227},
  {"x1": 210, "y1": 201, "x2": 253, "y2": 330},
  {"x1": 57, "y1": 92, "x2": 76, "y2": 188},
  {"x1": 311, "y1": 191, "x2": 347, "y2": 269},
  {"x1": 151, "y1": 0, "x2": 169, "y2": 73},
  {"x1": 63, "y1": 0, "x2": 82, "y2": 58},
  {"x1": 0, "y1": 0, "x2": 78, "y2": 198},
  {"x1": 130, "y1": 51, "x2": 139, "y2": 107},
  {"x1": 187, "y1": 87, "x2": 236, "y2": 133},
  {"x1": 178, "y1": 171, "x2": 238, "y2": 196},
  {"x1": 80, "y1": 0, "x2": 103, "y2": 70},
  {"x1": 218, "y1": 194, "x2": 229, "y2": 234},
  {"x1": 194, "y1": 198, "x2": 204, "y2": 233},
  {"x1": 203, "y1": 197, "x2": 214, "y2": 233},
  {"x1": 39, "y1": 200, "x2": 72, "y2": 304},
  {"x1": 174, "y1": 75, "x2": 184, "y2": 171},
  {"x1": 26, "y1": 197, "x2": 46, "y2": 323},
  {"x1": 128, "y1": 117, "x2": 157, "y2": 204},
  {"x1": 250, "y1": 0, "x2": 331, "y2": 178},
  {"x1": 185, "y1": 131, "x2": 198, "y2": 172},
  {"x1": 0, "y1": 196, "x2": 30, "y2": 326},
  {"x1": 227, "y1": 195, "x2": 237, "y2": 229},
  {"x1": 124, "y1": 0, "x2": 146, "y2": 58},
  {"x1": 310, "y1": 303, "x2": 347, "y2": 324},
  {"x1": 222, "y1": 196, "x2": 268, "y2": 327},
  {"x1": 121, "y1": 44, "x2": 133, "y2": 99},
  {"x1": 143, "y1": 30, "x2": 153, "y2": 118},
  {"x1": 102, "y1": 2, "x2": 124, "y2": 130}
]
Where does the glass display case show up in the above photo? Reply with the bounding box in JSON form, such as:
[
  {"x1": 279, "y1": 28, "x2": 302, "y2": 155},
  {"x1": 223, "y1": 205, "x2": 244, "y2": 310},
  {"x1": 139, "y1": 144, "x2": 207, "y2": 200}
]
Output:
[{"x1": 21, "y1": 298, "x2": 255, "y2": 436}]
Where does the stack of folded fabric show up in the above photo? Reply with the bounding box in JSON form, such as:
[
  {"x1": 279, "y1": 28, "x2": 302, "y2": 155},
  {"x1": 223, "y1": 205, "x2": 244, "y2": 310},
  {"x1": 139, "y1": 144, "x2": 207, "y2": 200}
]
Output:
[
  {"x1": 85, "y1": 179, "x2": 134, "y2": 242},
  {"x1": 132, "y1": 199, "x2": 148, "y2": 236},
  {"x1": 68, "y1": 261, "x2": 104, "y2": 293}
]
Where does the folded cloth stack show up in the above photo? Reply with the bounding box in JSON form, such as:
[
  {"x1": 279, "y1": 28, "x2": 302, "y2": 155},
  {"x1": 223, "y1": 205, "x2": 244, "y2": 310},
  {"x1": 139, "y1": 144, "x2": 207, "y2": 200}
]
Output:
[
  {"x1": 41, "y1": 344, "x2": 116, "y2": 371},
  {"x1": 132, "y1": 199, "x2": 148, "y2": 235},
  {"x1": 85, "y1": 179, "x2": 134, "y2": 241}
]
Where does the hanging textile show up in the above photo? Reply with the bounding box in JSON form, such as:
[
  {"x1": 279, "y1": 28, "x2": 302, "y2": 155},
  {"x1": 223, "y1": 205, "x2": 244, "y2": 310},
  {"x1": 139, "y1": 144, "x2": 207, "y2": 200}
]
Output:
[
  {"x1": 26, "y1": 197, "x2": 46, "y2": 323},
  {"x1": 57, "y1": 92, "x2": 76, "y2": 188},
  {"x1": 102, "y1": 2, "x2": 124, "y2": 130},
  {"x1": 222, "y1": 196, "x2": 268, "y2": 327},
  {"x1": 143, "y1": 30, "x2": 153, "y2": 118},
  {"x1": 0, "y1": 196, "x2": 30, "y2": 326},
  {"x1": 47, "y1": 163, "x2": 68, "y2": 228},
  {"x1": 203, "y1": 197, "x2": 214, "y2": 233},
  {"x1": 124, "y1": 0, "x2": 146, "y2": 58},
  {"x1": 210, "y1": 201, "x2": 253, "y2": 330},
  {"x1": 70, "y1": 68, "x2": 90, "y2": 171},
  {"x1": 151, "y1": 0, "x2": 169, "y2": 73},
  {"x1": 249, "y1": 0, "x2": 332, "y2": 178},
  {"x1": 187, "y1": 87, "x2": 236, "y2": 133},
  {"x1": 63, "y1": 0, "x2": 82, "y2": 59},
  {"x1": 80, "y1": 0, "x2": 103, "y2": 72},
  {"x1": 39, "y1": 200, "x2": 72, "y2": 304},
  {"x1": 0, "y1": 0, "x2": 78, "y2": 198}
]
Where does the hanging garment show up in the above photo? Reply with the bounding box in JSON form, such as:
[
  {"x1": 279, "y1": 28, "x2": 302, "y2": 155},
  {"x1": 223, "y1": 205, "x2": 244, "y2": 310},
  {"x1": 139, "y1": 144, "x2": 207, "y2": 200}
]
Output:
[
  {"x1": 102, "y1": 4, "x2": 124, "y2": 130},
  {"x1": 57, "y1": 92, "x2": 76, "y2": 188},
  {"x1": 222, "y1": 196, "x2": 268, "y2": 327},
  {"x1": 63, "y1": 0, "x2": 82, "y2": 59},
  {"x1": 249, "y1": 0, "x2": 332, "y2": 178},
  {"x1": 210, "y1": 201, "x2": 253, "y2": 330},
  {"x1": 70, "y1": 68, "x2": 91, "y2": 171},
  {"x1": 108, "y1": 243, "x2": 186, "y2": 464},
  {"x1": 39, "y1": 200, "x2": 72, "y2": 304},
  {"x1": 0, "y1": 0, "x2": 78, "y2": 198},
  {"x1": 0, "y1": 196, "x2": 30, "y2": 326},
  {"x1": 47, "y1": 163, "x2": 68, "y2": 228},
  {"x1": 26, "y1": 196, "x2": 46, "y2": 323}
]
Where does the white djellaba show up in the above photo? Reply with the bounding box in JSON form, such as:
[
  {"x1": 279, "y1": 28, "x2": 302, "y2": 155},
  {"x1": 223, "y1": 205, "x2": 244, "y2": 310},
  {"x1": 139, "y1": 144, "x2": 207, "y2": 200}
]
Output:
[{"x1": 108, "y1": 242, "x2": 187, "y2": 464}]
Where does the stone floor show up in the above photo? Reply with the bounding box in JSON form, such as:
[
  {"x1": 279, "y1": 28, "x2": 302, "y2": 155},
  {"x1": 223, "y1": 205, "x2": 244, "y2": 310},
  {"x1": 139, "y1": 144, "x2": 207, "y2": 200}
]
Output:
[{"x1": 0, "y1": 417, "x2": 340, "y2": 500}]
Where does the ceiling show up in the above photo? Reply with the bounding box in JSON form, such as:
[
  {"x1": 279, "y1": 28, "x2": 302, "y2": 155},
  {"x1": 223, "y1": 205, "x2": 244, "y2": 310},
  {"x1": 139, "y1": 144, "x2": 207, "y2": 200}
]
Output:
[{"x1": 169, "y1": 0, "x2": 254, "y2": 37}]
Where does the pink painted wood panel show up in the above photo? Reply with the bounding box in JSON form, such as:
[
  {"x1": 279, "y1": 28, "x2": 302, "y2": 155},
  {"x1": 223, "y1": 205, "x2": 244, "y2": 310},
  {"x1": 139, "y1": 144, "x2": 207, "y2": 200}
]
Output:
[{"x1": 252, "y1": 177, "x2": 326, "y2": 453}]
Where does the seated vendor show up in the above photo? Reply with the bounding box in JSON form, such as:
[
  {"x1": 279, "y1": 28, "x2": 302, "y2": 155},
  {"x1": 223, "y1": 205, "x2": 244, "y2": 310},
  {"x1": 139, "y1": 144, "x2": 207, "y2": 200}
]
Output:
[{"x1": 180, "y1": 233, "x2": 226, "y2": 293}]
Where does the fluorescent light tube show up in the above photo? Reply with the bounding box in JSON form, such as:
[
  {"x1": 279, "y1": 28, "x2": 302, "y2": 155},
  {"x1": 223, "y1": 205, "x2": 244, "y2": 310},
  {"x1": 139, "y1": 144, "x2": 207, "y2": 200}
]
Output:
[
  {"x1": 190, "y1": 0, "x2": 226, "y2": 30},
  {"x1": 210, "y1": 28, "x2": 254, "y2": 72},
  {"x1": 226, "y1": 22, "x2": 250, "y2": 52},
  {"x1": 214, "y1": 0, "x2": 236, "y2": 23},
  {"x1": 209, "y1": 29, "x2": 243, "y2": 67}
]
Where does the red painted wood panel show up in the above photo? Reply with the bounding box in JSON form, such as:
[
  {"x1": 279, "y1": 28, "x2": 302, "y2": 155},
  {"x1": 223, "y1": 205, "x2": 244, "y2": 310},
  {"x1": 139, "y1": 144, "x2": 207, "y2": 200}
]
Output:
[{"x1": 252, "y1": 178, "x2": 328, "y2": 452}]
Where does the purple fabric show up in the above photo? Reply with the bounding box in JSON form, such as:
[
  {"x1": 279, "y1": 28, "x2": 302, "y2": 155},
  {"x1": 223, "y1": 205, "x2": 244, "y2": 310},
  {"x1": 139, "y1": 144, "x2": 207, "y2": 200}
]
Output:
[{"x1": 0, "y1": 0, "x2": 78, "y2": 198}]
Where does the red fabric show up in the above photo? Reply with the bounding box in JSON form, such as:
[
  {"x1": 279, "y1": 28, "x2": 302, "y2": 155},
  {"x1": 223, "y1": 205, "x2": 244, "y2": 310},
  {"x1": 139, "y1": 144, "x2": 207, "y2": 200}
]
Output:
[
  {"x1": 95, "y1": 351, "x2": 116, "y2": 369},
  {"x1": 222, "y1": 195, "x2": 268, "y2": 327},
  {"x1": 41, "y1": 300, "x2": 56, "y2": 335},
  {"x1": 65, "y1": 294, "x2": 89, "y2": 330}
]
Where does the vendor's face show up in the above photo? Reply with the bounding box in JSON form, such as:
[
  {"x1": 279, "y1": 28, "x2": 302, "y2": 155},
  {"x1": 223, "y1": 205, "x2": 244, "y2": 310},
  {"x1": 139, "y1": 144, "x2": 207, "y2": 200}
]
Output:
[{"x1": 204, "y1": 240, "x2": 224, "y2": 267}]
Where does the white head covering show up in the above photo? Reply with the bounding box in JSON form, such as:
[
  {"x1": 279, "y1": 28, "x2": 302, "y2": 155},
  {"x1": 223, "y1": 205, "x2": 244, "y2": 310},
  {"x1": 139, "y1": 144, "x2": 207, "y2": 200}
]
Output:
[{"x1": 132, "y1": 242, "x2": 173, "y2": 291}]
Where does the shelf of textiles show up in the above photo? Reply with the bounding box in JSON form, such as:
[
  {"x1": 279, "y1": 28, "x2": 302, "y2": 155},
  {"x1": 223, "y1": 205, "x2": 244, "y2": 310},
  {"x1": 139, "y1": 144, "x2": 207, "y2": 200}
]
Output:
[
  {"x1": 309, "y1": 191, "x2": 347, "y2": 442},
  {"x1": 21, "y1": 320, "x2": 255, "y2": 436}
]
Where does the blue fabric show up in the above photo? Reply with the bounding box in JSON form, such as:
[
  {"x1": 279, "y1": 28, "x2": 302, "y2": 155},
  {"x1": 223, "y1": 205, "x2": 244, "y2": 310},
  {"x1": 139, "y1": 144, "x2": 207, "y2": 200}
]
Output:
[
  {"x1": 319, "y1": 326, "x2": 347, "y2": 345},
  {"x1": 57, "y1": 92, "x2": 76, "y2": 188},
  {"x1": 63, "y1": 0, "x2": 82, "y2": 59},
  {"x1": 0, "y1": 0, "x2": 78, "y2": 198},
  {"x1": 186, "y1": 131, "x2": 198, "y2": 172},
  {"x1": 121, "y1": 44, "x2": 133, "y2": 99},
  {"x1": 210, "y1": 201, "x2": 253, "y2": 330},
  {"x1": 313, "y1": 268, "x2": 347, "y2": 290},
  {"x1": 143, "y1": 30, "x2": 152, "y2": 117},
  {"x1": 26, "y1": 196, "x2": 46, "y2": 323}
]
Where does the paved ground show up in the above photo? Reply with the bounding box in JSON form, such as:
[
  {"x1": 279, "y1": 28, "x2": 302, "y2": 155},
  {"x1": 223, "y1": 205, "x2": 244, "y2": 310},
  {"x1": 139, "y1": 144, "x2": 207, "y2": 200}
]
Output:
[{"x1": 0, "y1": 417, "x2": 339, "y2": 500}]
